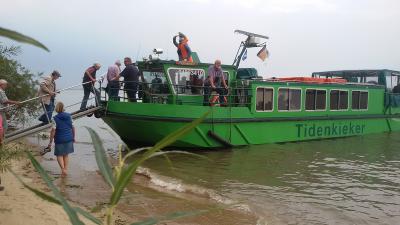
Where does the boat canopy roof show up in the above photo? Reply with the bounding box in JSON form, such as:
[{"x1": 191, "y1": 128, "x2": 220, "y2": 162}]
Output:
[
  {"x1": 312, "y1": 69, "x2": 400, "y2": 77},
  {"x1": 312, "y1": 69, "x2": 400, "y2": 88}
]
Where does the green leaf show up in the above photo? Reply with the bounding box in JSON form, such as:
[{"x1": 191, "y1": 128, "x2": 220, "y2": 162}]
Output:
[
  {"x1": 9, "y1": 168, "x2": 61, "y2": 205},
  {"x1": 121, "y1": 147, "x2": 152, "y2": 163},
  {"x1": 130, "y1": 210, "x2": 208, "y2": 225},
  {"x1": 85, "y1": 126, "x2": 116, "y2": 189},
  {"x1": 10, "y1": 168, "x2": 103, "y2": 224},
  {"x1": 109, "y1": 111, "x2": 210, "y2": 207},
  {"x1": 130, "y1": 219, "x2": 157, "y2": 225},
  {"x1": 74, "y1": 207, "x2": 103, "y2": 225},
  {"x1": 0, "y1": 27, "x2": 49, "y2": 52},
  {"x1": 161, "y1": 154, "x2": 174, "y2": 170},
  {"x1": 26, "y1": 151, "x2": 85, "y2": 225}
]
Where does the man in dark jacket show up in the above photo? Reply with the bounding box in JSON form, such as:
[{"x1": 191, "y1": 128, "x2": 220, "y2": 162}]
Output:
[
  {"x1": 120, "y1": 57, "x2": 140, "y2": 102},
  {"x1": 393, "y1": 84, "x2": 400, "y2": 93}
]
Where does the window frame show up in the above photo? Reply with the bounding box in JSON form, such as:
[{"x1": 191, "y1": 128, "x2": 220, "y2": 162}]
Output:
[
  {"x1": 167, "y1": 67, "x2": 206, "y2": 96},
  {"x1": 329, "y1": 89, "x2": 349, "y2": 111},
  {"x1": 304, "y1": 88, "x2": 327, "y2": 112},
  {"x1": 255, "y1": 87, "x2": 274, "y2": 112},
  {"x1": 141, "y1": 70, "x2": 170, "y2": 95},
  {"x1": 277, "y1": 87, "x2": 302, "y2": 112},
  {"x1": 351, "y1": 90, "x2": 369, "y2": 111}
]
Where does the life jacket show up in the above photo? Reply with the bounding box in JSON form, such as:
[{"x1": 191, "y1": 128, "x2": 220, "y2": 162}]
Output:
[{"x1": 178, "y1": 37, "x2": 193, "y2": 62}]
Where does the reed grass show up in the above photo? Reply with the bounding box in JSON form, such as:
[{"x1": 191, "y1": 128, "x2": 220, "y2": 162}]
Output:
[{"x1": 12, "y1": 111, "x2": 210, "y2": 225}]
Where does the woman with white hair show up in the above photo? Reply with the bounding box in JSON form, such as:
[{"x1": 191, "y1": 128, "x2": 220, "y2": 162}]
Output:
[{"x1": 0, "y1": 79, "x2": 20, "y2": 133}]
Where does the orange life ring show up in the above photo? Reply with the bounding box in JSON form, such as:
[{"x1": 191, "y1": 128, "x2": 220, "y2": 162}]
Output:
[{"x1": 274, "y1": 77, "x2": 346, "y2": 84}]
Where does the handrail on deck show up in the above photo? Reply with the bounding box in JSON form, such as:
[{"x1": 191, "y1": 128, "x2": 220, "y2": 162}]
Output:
[{"x1": 101, "y1": 80, "x2": 253, "y2": 107}]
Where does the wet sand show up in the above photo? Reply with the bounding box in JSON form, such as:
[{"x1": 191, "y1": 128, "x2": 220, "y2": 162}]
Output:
[
  {"x1": 25, "y1": 135, "x2": 259, "y2": 225},
  {"x1": 0, "y1": 149, "x2": 97, "y2": 225}
]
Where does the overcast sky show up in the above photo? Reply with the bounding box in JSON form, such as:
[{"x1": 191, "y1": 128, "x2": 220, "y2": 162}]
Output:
[{"x1": 1, "y1": 0, "x2": 399, "y2": 88}]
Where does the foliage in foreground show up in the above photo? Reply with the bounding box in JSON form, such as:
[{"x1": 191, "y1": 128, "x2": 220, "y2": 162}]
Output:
[
  {"x1": 13, "y1": 111, "x2": 210, "y2": 225},
  {"x1": 0, "y1": 143, "x2": 24, "y2": 172},
  {"x1": 0, "y1": 27, "x2": 49, "y2": 52},
  {"x1": 0, "y1": 26, "x2": 49, "y2": 121},
  {"x1": 0, "y1": 45, "x2": 40, "y2": 121}
]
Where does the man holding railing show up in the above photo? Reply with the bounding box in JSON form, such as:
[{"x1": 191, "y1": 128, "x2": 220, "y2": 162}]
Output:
[
  {"x1": 38, "y1": 70, "x2": 61, "y2": 124},
  {"x1": 204, "y1": 60, "x2": 228, "y2": 106},
  {"x1": 80, "y1": 63, "x2": 101, "y2": 110},
  {"x1": 0, "y1": 79, "x2": 20, "y2": 132}
]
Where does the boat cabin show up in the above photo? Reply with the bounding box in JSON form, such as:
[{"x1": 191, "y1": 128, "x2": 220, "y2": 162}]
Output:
[{"x1": 103, "y1": 59, "x2": 400, "y2": 117}]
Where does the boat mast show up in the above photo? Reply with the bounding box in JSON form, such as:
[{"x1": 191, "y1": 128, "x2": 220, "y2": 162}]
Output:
[{"x1": 232, "y1": 30, "x2": 269, "y2": 68}]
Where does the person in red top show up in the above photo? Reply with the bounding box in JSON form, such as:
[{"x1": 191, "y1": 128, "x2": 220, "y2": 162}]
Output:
[{"x1": 173, "y1": 32, "x2": 193, "y2": 62}]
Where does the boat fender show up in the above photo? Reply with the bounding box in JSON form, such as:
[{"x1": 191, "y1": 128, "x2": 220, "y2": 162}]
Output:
[{"x1": 207, "y1": 130, "x2": 233, "y2": 148}]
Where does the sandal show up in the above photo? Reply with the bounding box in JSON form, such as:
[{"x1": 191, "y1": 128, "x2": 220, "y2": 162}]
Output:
[{"x1": 40, "y1": 146, "x2": 51, "y2": 156}]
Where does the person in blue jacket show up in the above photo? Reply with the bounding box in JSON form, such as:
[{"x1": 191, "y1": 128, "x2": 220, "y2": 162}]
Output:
[{"x1": 47, "y1": 102, "x2": 75, "y2": 177}]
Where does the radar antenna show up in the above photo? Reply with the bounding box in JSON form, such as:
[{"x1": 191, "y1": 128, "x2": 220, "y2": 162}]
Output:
[{"x1": 232, "y1": 30, "x2": 269, "y2": 68}]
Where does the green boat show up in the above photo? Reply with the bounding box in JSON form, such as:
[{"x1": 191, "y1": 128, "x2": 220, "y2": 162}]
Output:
[{"x1": 100, "y1": 31, "x2": 400, "y2": 148}]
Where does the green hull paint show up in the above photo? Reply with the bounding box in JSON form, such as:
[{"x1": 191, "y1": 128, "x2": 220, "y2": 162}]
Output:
[{"x1": 102, "y1": 102, "x2": 400, "y2": 148}]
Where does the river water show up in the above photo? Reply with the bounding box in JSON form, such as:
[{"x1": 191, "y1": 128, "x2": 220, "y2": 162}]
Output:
[{"x1": 33, "y1": 90, "x2": 400, "y2": 225}]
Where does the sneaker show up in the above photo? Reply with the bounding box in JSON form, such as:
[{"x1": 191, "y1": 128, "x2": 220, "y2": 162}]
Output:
[
  {"x1": 40, "y1": 146, "x2": 51, "y2": 156},
  {"x1": 0, "y1": 186, "x2": 4, "y2": 191}
]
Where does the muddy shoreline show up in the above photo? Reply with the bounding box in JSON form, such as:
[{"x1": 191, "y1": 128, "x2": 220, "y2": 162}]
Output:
[{"x1": 23, "y1": 135, "x2": 259, "y2": 225}]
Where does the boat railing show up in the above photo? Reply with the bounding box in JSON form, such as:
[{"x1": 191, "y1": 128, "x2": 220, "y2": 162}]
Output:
[{"x1": 100, "y1": 80, "x2": 253, "y2": 107}]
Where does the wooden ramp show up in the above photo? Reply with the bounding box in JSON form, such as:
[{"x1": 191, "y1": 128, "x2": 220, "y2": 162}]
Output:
[{"x1": 5, "y1": 106, "x2": 102, "y2": 143}]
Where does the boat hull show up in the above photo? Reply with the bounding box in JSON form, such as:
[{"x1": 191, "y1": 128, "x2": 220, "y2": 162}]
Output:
[{"x1": 102, "y1": 102, "x2": 400, "y2": 148}]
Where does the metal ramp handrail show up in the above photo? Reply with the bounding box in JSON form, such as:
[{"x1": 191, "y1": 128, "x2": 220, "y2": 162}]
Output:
[
  {"x1": 0, "y1": 76, "x2": 105, "y2": 111},
  {"x1": 3, "y1": 76, "x2": 106, "y2": 143},
  {"x1": 5, "y1": 106, "x2": 102, "y2": 142}
]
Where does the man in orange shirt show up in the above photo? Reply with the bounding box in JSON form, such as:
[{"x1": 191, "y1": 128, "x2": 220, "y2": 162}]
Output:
[{"x1": 173, "y1": 32, "x2": 193, "y2": 62}]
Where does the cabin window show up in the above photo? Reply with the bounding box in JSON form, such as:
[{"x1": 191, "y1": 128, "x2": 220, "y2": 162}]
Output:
[
  {"x1": 352, "y1": 91, "x2": 368, "y2": 110},
  {"x1": 168, "y1": 68, "x2": 205, "y2": 95},
  {"x1": 365, "y1": 76, "x2": 379, "y2": 85},
  {"x1": 330, "y1": 90, "x2": 348, "y2": 110},
  {"x1": 141, "y1": 71, "x2": 169, "y2": 94},
  {"x1": 256, "y1": 88, "x2": 273, "y2": 111},
  {"x1": 278, "y1": 88, "x2": 301, "y2": 111},
  {"x1": 305, "y1": 89, "x2": 326, "y2": 110}
]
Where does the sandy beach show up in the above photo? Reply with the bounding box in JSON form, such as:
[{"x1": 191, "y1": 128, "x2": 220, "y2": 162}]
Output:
[
  {"x1": 0, "y1": 139, "x2": 258, "y2": 225},
  {"x1": 0, "y1": 159, "x2": 97, "y2": 225}
]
